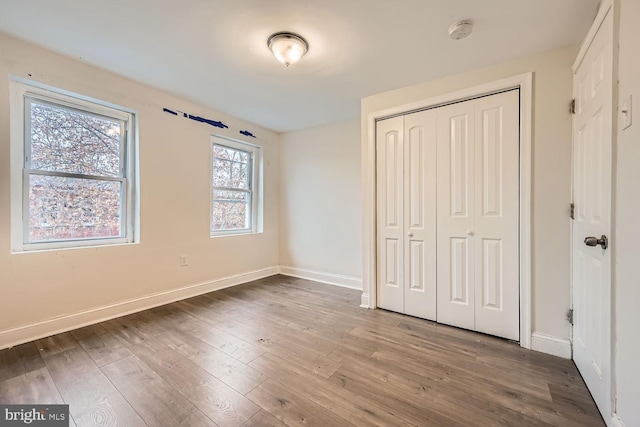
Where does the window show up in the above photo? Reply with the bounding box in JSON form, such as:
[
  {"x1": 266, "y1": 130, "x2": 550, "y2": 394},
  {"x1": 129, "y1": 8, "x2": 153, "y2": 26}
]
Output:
[
  {"x1": 10, "y1": 80, "x2": 137, "y2": 251},
  {"x1": 211, "y1": 136, "x2": 260, "y2": 236}
]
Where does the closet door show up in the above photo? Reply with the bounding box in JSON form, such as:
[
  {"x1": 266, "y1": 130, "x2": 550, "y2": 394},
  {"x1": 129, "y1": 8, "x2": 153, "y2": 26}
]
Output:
[
  {"x1": 436, "y1": 90, "x2": 520, "y2": 340},
  {"x1": 436, "y1": 101, "x2": 476, "y2": 331},
  {"x1": 403, "y1": 110, "x2": 437, "y2": 320},
  {"x1": 376, "y1": 117, "x2": 404, "y2": 313},
  {"x1": 473, "y1": 90, "x2": 519, "y2": 341},
  {"x1": 376, "y1": 111, "x2": 437, "y2": 320}
]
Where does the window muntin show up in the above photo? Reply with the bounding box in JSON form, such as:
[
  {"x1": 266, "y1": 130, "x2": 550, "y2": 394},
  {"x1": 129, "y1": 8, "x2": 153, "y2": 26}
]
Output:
[
  {"x1": 211, "y1": 139, "x2": 257, "y2": 235},
  {"x1": 11, "y1": 80, "x2": 136, "y2": 251}
]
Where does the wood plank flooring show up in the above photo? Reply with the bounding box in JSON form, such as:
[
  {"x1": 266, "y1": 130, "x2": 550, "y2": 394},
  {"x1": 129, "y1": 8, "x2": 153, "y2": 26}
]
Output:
[{"x1": 0, "y1": 275, "x2": 604, "y2": 426}]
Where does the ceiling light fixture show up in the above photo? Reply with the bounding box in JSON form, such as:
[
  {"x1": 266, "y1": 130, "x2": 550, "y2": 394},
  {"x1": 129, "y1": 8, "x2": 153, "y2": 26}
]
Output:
[
  {"x1": 448, "y1": 20, "x2": 473, "y2": 40},
  {"x1": 268, "y1": 32, "x2": 309, "y2": 67}
]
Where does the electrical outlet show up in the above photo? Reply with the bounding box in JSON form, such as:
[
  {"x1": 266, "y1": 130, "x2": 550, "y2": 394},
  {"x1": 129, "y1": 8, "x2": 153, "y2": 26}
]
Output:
[{"x1": 179, "y1": 255, "x2": 188, "y2": 267}]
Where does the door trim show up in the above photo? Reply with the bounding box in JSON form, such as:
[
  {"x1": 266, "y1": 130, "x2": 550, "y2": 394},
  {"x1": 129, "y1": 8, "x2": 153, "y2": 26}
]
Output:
[{"x1": 361, "y1": 73, "x2": 533, "y2": 349}]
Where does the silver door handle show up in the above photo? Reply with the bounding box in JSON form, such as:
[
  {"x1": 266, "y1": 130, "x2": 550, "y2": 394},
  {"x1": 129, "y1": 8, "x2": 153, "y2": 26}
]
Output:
[
  {"x1": 584, "y1": 235, "x2": 608, "y2": 250},
  {"x1": 407, "y1": 232, "x2": 414, "y2": 238}
]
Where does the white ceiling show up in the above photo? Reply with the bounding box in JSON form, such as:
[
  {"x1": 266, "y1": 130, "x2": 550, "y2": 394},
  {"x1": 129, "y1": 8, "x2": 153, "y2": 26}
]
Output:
[{"x1": 0, "y1": 0, "x2": 599, "y2": 133}]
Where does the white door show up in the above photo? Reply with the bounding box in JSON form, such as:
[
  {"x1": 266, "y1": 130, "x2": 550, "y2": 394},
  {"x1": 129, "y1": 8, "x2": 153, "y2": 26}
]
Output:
[
  {"x1": 436, "y1": 90, "x2": 520, "y2": 341},
  {"x1": 435, "y1": 99, "x2": 476, "y2": 331},
  {"x1": 403, "y1": 110, "x2": 437, "y2": 319},
  {"x1": 572, "y1": 5, "x2": 613, "y2": 419},
  {"x1": 473, "y1": 91, "x2": 520, "y2": 340},
  {"x1": 376, "y1": 116, "x2": 404, "y2": 314},
  {"x1": 376, "y1": 111, "x2": 437, "y2": 320}
]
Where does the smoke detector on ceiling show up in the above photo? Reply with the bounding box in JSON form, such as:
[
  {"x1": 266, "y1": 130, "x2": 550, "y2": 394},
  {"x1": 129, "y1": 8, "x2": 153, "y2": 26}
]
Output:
[{"x1": 448, "y1": 20, "x2": 473, "y2": 40}]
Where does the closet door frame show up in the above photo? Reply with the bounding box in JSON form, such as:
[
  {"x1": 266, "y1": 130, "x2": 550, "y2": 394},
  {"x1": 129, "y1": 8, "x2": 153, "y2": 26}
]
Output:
[{"x1": 362, "y1": 73, "x2": 533, "y2": 349}]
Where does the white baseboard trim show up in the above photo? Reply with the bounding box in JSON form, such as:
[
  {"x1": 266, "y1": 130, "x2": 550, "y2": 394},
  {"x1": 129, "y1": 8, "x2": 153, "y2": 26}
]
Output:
[
  {"x1": 278, "y1": 266, "x2": 362, "y2": 290},
  {"x1": 0, "y1": 266, "x2": 279, "y2": 351},
  {"x1": 531, "y1": 332, "x2": 572, "y2": 359},
  {"x1": 360, "y1": 293, "x2": 370, "y2": 308},
  {"x1": 611, "y1": 414, "x2": 626, "y2": 427}
]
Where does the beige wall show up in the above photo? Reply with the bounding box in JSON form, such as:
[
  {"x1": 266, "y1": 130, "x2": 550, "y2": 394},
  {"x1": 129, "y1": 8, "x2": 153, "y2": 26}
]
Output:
[
  {"x1": 614, "y1": 0, "x2": 640, "y2": 424},
  {"x1": 0, "y1": 33, "x2": 280, "y2": 346},
  {"x1": 361, "y1": 45, "x2": 578, "y2": 342},
  {"x1": 279, "y1": 120, "x2": 362, "y2": 284}
]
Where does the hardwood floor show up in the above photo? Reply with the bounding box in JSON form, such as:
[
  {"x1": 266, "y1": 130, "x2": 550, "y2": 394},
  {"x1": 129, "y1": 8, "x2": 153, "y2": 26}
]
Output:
[{"x1": 0, "y1": 275, "x2": 604, "y2": 426}]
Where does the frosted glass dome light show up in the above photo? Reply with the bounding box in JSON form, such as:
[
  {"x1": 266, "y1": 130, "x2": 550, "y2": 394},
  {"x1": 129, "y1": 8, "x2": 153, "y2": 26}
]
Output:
[{"x1": 268, "y1": 32, "x2": 309, "y2": 67}]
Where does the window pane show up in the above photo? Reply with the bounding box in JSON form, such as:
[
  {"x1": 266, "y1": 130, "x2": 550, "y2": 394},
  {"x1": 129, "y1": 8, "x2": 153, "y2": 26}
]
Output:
[
  {"x1": 29, "y1": 101, "x2": 122, "y2": 177},
  {"x1": 212, "y1": 190, "x2": 249, "y2": 230},
  {"x1": 212, "y1": 145, "x2": 249, "y2": 189},
  {"x1": 28, "y1": 174, "x2": 122, "y2": 242}
]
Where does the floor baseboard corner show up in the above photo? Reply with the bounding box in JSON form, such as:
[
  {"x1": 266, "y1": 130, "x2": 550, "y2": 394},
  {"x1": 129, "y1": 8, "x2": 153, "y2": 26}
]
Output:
[
  {"x1": 360, "y1": 292, "x2": 370, "y2": 308},
  {"x1": 531, "y1": 332, "x2": 572, "y2": 359},
  {"x1": 278, "y1": 266, "x2": 362, "y2": 290}
]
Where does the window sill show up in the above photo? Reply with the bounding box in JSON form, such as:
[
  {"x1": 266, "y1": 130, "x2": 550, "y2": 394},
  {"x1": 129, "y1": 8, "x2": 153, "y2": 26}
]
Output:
[
  {"x1": 210, "y1": 230, "x2": 262, "y2": 239},
  {"x1": 12, "y1": 240, "x2": 139, "y2": 254}
]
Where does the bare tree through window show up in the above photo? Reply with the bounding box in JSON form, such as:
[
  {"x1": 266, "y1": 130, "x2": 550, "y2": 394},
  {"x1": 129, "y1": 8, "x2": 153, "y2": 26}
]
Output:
[
  {"x1": 211, "y1": 142, "x2": 253, "y2": 232},
  {"x1": 26, "y1": 99, "x2": 125, "y2": 242}
]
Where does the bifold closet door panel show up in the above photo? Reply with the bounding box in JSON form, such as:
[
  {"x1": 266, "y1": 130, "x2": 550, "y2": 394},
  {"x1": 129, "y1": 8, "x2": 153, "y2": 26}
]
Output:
[
  {"x1": 473, "y1": 90, "x2": 520, "y2": 341},
  {"x1": 436, "y1": 101, "x2": 476, "y2": 331},
  {"x1": 403, "y1": 110, "x2": 437, "y2": 320},
  {"x1": 376, "y1": 116, "x2": 404, "y2": 313},
  {"x1": 436, "y1": 90, "x2": 520, "y2": 340}
]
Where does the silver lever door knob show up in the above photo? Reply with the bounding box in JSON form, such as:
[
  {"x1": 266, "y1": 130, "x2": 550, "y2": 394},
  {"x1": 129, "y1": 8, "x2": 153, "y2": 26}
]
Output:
[
  {"x1": 466, "y1": 230, "x2": 474, "y2": 237},
  {"x1": 407, "y1": 232, "x2": 414, "y2": 238},
  {"x1": 584, "y1": 235, "x2": 608, "y2": 250}
]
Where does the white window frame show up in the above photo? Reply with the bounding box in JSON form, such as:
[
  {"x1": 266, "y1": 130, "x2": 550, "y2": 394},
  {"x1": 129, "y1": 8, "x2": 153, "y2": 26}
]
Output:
[
  {"x1": 210, "y1": 136, "x2": 261, "y2": 237},
  {"x1": 9, "y1": 78, "x2": 138, "y2": 252}
]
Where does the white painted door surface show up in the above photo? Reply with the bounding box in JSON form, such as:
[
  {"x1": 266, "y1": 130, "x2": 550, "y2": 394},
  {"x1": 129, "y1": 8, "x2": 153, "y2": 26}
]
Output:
[
  {"x1": 376, "y1": 116, "x2": 404, "y2": 314},
  {"x1": 376, "y1": 111, "x2": 437, "y2": 320},
  {"x1": 403, "y1": 110, "x2": 437, "y2": 319},
  {"x1": 436, "y1": 90, "x2": 520, "y2": 340},
  {"x1": 435, "y1": 100, "x2": 476, "y2": 331},
  {"x1": 473, "y1": 91, "x2": 520, "y2": 341},
  {"x1": 572, "y1": 7, "x2": 612, "y2": 419},
  {"x1": 377, "y1": 91, "x2": 519, "y2": 339}
]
